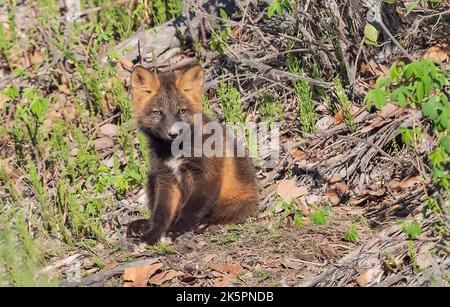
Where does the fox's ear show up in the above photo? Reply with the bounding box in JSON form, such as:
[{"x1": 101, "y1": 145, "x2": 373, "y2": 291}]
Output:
[
  {"x1": 130, "y1": 66, "x2": 160, "y2": 113},
  {"x1": 176, "y1": 65, "x2": 204, "y2": 112}
]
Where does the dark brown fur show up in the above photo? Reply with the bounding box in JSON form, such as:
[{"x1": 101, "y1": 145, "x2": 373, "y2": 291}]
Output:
[{"x1": 127, "y1": 65, "x2": 258, "y2": 244}]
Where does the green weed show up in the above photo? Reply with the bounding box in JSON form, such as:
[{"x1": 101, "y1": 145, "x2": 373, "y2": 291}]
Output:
[
  {"x1": 333, "y1": 77, "x2": 356, "y2": 133},
  {"x1": 287, "y1": 54, "x2": 317, "y2": 133}
]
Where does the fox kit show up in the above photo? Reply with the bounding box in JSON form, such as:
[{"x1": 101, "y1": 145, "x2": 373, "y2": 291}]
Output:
[{"x1": 127, "y1": 65, "x2": 258, "y2": 244}]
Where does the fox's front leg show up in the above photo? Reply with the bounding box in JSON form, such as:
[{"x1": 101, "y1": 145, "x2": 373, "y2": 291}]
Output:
[
  {"x1": 127, "y1": 172, "x2": 157, "y2": 238},
  {"x1": 140, "y1": 178, "x2": 182, "y2": 244},
  {"x1": 169, "y1": 178, "x2": 220, "y2": 237}
]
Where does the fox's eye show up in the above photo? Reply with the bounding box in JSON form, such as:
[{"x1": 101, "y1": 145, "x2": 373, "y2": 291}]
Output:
[
  {"x1": 153, "y1": 110, "x2": 161, "y2": 115},
  {"x1": 179, "y1": 108, "x2": 187, "y2": 114}
]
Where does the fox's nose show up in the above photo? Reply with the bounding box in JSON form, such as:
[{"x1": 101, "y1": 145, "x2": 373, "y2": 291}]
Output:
[{"x1": 168, "y1": 131, "x2": 179, "y2": 140}]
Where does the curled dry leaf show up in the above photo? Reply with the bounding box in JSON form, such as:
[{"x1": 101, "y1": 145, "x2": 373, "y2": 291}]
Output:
[
  {"x1": 326, "y1": 175, "x2": 348, "y2": 205},
  {"x1": 325, "y1": 189, "x2": 340, "y2": 206},
  {"x1": 209, "y1": 263, "x2": 244, "y2": 277},
  {"x1": 361, "y1": 59, "x2": 389, "y2": 77},
  {"x1": 334, "y1": 182, "x2": 349, "y2": 195},
  {"x1": 117, "y1": 57, "x2": 134, "y2": 71},
  {"x1": 277, "y1": 179, "x2": 308, "y2": 203},
  {"x1": 123, "y1": 263, "x2": 163, "y2": 287},
  {"x1": 357, "y1": 268, "x2": 383, "y2": 287},
  {"x1": 423, "y1": 44, "x2": 448, "y2": 63},
  {"x1": 149, "y1": 269, "x2": 184, "y2": 286},
  {"x1": 334, "y1": 109, "x2": 344, "y2": 126},
  {"x1": 389, "y1": 176, "x2": 422, "y2": 192},
  {"x1": 294, "y1": 199, "x2": 310, "y2": 216},
  {"x1": 291, "y1": 148, "x2": 305, "y2": 159}
]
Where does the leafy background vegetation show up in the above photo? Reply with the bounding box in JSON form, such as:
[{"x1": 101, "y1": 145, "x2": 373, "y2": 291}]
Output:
[{"x1": 0, "y1": 0, "x2": 449, "y2": 286}]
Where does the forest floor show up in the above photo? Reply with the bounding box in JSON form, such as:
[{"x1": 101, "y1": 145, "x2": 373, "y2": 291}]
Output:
[{"x1": 0, "y1": 1, "x2": 449, "y2": 287}]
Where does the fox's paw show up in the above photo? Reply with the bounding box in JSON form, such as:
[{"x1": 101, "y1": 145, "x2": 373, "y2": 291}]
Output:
[
  {"x1": 141, "y1": 230, "x2": 162, "y2": 245},
  {"x1": 126, "y1": 219, "x2": 151, "y2": 238}
]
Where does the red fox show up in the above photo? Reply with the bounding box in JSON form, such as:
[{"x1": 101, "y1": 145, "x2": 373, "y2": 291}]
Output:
[{"x1": 127, "y1": 65, "x2": 258, "y2": 244}]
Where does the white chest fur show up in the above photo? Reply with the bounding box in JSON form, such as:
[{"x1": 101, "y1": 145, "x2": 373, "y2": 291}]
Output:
[{"x1": 165, "y1": 157, "x2": 183, "y2": 182}]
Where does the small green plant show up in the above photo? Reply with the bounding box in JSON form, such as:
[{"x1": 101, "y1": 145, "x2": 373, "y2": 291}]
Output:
[
  {"x1": 217, "y1": 80, "x2": 245, "y2": 124},
  {"x1": 334, "y1": 77, "x2": 356, "y2": 133},
  {"x1": 152, "y1": 0, "x2": 167, "y2": 24},
  {"x1": 310, "y1": 206, "x2": 332, "y2": 226},
  {"x1": 365, "y1": 60, "x2": 447, "y2": 109},
  {"x1": 202, "y1": 96, "x2": 213, "y2": 117},
  {"x1": 218, "y1": 233, "x2": 239, "y2": 244},
  {"x1": 267, "y1": 0, "x2": 294, "y2": 18},
  {"x1": 253, "y1": 269, "x2": 272, "y2": 282},
  {"x1": 312, "y1": 64, "x2": 335, "y2": 113},
  {"x1": 274, "y1": 197, "x2": 304, "y2": 228},
  {"x1": 343, "y1": 223, "x2": 359, "y2": 243},
  {"x1": 209, "y1": 9, "x2": 232, "y2": 53},
  {"x1": 423, "y1": 197, "x2": 448, "y2": 235},
  {"x1": 151, "y1": 0, "x2": 183, "y2": 25},
  {"x1": 258, "y1": 91, "x2": 283, "y2": 124},
  {"x1": 383, "y1": 251, "x2": 402, "y2": 273},
  {"x1": 406, "y1": 240, "x2": 420, "y2": 273},
  {"x1": 400, "y1": 220, "x2": 422, "y2": 240},
  {"x1": 398, "y1": 127, "x2": 422, "y2": 148},
  {"x1": 287, "y1": 54, "x2": 317, "y2": 133},
  {"x1": 0, "y1": 225, "x2": 55, "y2": 286},
  {"x1": 150, "y1": 242, "x2": 176, "y2": 255},
  {"x1": 391, "y1": 138, "x2": 400, "y2": 156}
]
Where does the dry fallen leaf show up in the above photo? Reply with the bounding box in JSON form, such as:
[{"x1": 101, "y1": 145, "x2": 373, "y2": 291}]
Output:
[
  {"x1": 389, "y1": 176, "x2": 422, "y2": 192},
  {"x1": 361, "y1": 59, "x2": 389, "y2": 77},
  {"x1": 325, "y1": 189, "x2": 340, "y2": 206},
  {"x1": 291, "y1": 148, "x2": 305, "y2": 159},
  {"x1": 58, "y1": 84, "x2": 71, "y2": 95},
  {"x1": 294, "y1": 199, "x2": 310, "y2": 216},
  {"x1": 149, "y1": 269, "x2": 184, "y2": 286},
  {"x1": 357, "y1": 268, "x2": 383, "y2": 287},
  {"x1": 94, "y1": 137, "x2": 114, "y2": 150},
  {"x1": 277, "y1": 179, "x2": 308, "y2": 203},
  {"x1": 326, "y1": 175, "x2": 348, "y2": 204},
  {"x1": 423, "y1": 44, "x2": 448, "y2": 63},
  {"x1": 209, "y1": 263, "x2": 244, "y2": 277},
  {"x1": 281, "y1": 259, "x2": 304, "y2": 270},
  {"x1": 117, "y1": 57, "x2": 134, "y2": 71},
  {"x1": 334, "y1": 182, "x2": 349, "y2": 195},
  {"x1": 213, "y1": 276, "x2": 234, "y2": 287},
  {"x1": 232, "y1": 26, "x2": 242, "y2": 38},
  {"x1": 123, "y1": 263, "x2": 163, "y2": 287},
  {"x1": 379, "y1": 103, "x2": 400, "y2": 120},
  {"x1": 329, "y1": 174, "x2": 343, "y2": 184},
  {"x1": 334, "y1": 109, "x2": 344, "y2": 125},
  {"x1": 100, "y1": 123, "x2": 120, "y2": 137},
  {"x1": 29, "y1": 48, "x2": 44, "y2": 66}
]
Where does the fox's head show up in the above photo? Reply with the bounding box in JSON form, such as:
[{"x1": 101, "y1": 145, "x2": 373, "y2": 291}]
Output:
[{"x1": 130, "y1": 65, "x2": 204, "y2": 143}]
